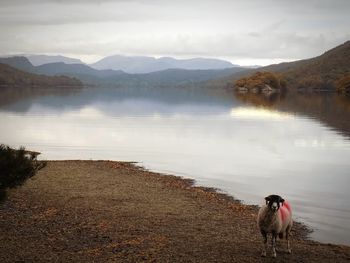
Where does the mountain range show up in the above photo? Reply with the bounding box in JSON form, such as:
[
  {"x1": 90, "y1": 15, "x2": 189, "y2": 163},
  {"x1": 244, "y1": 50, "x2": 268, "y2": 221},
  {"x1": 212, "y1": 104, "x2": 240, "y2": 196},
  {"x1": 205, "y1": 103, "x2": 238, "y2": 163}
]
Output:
[
  {"x1": 0, "y1": 56, "x2": 121, "y2": 78},
  {"x1": 3, "y1": 54, "x2": 238, "y2": 74},
  {"x1": 1, "y1": 41, "x2": 349, "y2": 91},
  {"x1": 0, "y1": 56, "x2": 245, "y2": 87},
  {"x1": 90, "y1": 55, "x2": 237, "y2": 73},
  {"x1": 26, "y1": 55, "x2": 84, "y2": 66}
]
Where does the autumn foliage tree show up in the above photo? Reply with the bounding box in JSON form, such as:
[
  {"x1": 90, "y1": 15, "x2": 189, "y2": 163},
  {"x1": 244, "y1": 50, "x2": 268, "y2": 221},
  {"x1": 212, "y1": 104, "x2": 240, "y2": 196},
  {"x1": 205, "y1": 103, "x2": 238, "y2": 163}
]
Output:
[
  {"x1": 336, "y1": 74, "x2": 350, "y2": 93},
  {"x1": 234, "y1": 71, "x2": 286, "y2": 91}
]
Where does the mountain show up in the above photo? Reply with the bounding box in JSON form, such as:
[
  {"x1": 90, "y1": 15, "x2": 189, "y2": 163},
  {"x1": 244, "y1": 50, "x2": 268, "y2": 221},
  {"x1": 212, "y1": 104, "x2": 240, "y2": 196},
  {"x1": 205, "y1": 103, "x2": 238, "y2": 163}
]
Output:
[
  {"x1": 35, "y1": 62, "x2": 124, "y2": 78},
  {"x1": 26, "y1": 55, "x2": 84, "y2": 66},
  {"x1": 225, "y1": 40, "x2": 350, "y2": 91},
  {"x1": 90, "y1": 55, "x2": 237, "y2": 73},
  {"x1": 0, "y1": 63, "x2": 82, "y2": 88},
  {"x1": 0, "y1": 57, "x2": 125, "y2": 82},
  {"x1": 0, "y1": 56, "x2": 35, "y2": 73},
  {"x1": 270, "y1": 40, "x2": 350, "y2": 90}
]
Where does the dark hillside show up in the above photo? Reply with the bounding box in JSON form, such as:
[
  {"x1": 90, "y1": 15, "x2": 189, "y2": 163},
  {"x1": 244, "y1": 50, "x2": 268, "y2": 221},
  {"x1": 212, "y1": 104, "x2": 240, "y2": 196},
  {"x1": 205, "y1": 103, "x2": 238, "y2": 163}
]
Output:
[
  {"x1": 0, "y1": 63, "x2": 82, "y2": 88},
  {"x1": 212, "y1": 41, "x2": 350, "y2": 91},
  {"x1": 266, "y1": 41, "x2": 350, "y2": 89},
  {"x1": 0, "y1": 57, "x2": 36, "y2": 73}
]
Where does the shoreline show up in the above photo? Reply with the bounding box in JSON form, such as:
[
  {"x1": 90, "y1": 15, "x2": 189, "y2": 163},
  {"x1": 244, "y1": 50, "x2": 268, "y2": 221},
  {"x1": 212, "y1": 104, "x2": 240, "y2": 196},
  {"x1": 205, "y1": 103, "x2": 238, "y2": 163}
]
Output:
[
  {"x1": 104, "y1": 161, "x2": 340, "y2": 246},
  {"x1": 0, "y1": 160, "x2": 349, "y2": 262},
  {"x1": 132, "y1": 161, "x2": 313, "y2": 239}
]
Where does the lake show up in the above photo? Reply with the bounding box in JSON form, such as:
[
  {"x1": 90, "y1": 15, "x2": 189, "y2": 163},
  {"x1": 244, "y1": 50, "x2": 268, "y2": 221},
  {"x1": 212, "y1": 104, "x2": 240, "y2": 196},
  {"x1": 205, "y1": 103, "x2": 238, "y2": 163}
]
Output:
[{"x1": 1, "y1": 86, "x2": 350, "y2": 245}]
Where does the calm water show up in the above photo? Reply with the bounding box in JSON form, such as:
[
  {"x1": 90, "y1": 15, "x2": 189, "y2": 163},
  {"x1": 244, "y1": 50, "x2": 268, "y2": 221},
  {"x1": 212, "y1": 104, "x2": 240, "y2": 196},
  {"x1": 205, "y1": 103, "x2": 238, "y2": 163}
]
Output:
[{"x1": 1, "y1": 87, "x2": 350, "y2": 245}]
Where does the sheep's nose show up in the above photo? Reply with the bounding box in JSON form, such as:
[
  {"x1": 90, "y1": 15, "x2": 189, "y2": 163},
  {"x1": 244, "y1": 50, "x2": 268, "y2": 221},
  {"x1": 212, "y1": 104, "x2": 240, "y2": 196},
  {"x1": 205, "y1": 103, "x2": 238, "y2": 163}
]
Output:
[{"x1": 271, "y1": 202, "x2": 278, "y2": 211}]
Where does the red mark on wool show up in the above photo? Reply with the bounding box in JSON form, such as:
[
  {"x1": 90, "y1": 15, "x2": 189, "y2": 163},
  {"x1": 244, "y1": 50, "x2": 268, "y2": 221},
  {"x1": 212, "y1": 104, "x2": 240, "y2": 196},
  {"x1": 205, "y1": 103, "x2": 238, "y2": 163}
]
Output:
[
  {"x1": 279, "y1": 201, "x2": 291, "y2": 223},
  {"x1": 283, "y1": 201, "x2": 292, "y2": 212}
]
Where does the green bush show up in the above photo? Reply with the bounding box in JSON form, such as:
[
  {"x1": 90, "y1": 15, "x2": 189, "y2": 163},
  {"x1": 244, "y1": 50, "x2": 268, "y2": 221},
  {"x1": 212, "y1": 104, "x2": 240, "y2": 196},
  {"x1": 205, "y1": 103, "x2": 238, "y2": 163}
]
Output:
[{"x1": 0, "y1": 144, "x2": 44, "y2": 190}]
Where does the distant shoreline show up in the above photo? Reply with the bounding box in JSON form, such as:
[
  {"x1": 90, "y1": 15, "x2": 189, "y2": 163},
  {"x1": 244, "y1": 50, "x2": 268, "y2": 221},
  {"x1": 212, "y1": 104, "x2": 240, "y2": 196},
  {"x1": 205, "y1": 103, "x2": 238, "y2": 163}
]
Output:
[{"x1": 0, "y1": 84, "x2": 82, "y2": 88}]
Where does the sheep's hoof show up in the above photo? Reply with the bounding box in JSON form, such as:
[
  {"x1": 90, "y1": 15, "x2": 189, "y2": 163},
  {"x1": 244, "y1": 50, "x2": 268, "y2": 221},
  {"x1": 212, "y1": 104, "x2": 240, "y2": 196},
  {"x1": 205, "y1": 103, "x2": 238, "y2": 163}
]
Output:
[
  {"x1": 288, "y1": 249, "x2": 292, "y2": 254},
  {"x1": 272, "y1": 252, "x2": 277, "y2": 258},
  {"x1": 261, "y1": 251, "x2": 266, "y2": 257}
]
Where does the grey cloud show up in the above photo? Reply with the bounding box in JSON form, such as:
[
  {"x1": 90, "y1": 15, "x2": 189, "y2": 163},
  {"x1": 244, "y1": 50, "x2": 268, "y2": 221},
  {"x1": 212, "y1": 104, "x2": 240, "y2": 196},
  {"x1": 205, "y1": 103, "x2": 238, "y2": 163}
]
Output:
[
  {"x1": 0, "y1": 0, "x2": 349, "y2": 65},
  {"x1": 0, "y1": 0, "x2": 176, "y2": 26},
  {"x1": 0, "y1": 0, "x2": 162, "y2": 7},
  {"x1": 0, "y1": 12, "x2": 156, "y2": 26},
  {"x1": 3, "y1": 30, "x2": 347, "y2": 61}
]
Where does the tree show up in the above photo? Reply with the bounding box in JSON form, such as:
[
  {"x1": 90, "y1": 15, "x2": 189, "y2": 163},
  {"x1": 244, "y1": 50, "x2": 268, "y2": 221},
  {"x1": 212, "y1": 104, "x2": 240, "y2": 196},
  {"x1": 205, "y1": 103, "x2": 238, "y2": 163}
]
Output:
[
  {"x1": 336, "y1": 74, "x2": 350, "y2": 93},
  {"x1": 234, "y1": 71, "x2": 286, "y2": 92}
]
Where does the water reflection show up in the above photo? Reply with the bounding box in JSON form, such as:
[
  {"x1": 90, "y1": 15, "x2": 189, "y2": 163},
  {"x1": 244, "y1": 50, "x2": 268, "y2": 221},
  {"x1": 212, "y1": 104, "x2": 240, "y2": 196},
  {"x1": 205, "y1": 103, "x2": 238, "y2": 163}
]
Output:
[
  {"x1": 1, "y1": 86, "x2": 350, "y2": 245},
  {"x1": 230, "y1": 107, "x2": 293, "y2": 120},
  {"x1": 234, "y1": 89, "x2": 350, "y2": 138},
  {"x1": 0, "y1": 87, "x2": 81, "y2": 112}
]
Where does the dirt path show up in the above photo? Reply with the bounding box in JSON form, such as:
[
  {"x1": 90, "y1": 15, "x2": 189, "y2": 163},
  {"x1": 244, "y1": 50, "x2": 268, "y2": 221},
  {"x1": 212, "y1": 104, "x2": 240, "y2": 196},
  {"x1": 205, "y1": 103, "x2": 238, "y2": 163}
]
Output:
[{"x1": 0, "y1": 161, "x2": 349, "y2": 262}]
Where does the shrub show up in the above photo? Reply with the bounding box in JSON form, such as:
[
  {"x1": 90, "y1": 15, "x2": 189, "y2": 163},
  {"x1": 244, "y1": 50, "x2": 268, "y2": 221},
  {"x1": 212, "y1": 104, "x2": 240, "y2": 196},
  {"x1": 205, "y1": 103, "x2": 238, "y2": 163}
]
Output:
[{"x1": 0, "y1": 144, "x2": 44, "y2": 191}]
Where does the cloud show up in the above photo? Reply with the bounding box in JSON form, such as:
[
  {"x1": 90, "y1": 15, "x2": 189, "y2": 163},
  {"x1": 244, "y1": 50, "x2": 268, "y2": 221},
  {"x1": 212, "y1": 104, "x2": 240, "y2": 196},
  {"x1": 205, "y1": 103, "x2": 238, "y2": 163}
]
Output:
[
  {"x1": 0, "y1": 1, "x2": 167, "y2": 26},
  {"x1": 3, "y1": 29, "x2": 347, "y2": 61},
  {"x1": 0, "y1": 0, "x2": 349, "y2": 65}
]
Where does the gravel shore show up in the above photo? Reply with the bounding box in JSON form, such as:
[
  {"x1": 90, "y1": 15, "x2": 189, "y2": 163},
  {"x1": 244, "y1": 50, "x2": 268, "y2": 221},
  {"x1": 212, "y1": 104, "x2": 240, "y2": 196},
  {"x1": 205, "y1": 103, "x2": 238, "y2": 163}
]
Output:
[{"x1": 0, "y1": 160, "x2": 349, "y2": 262}]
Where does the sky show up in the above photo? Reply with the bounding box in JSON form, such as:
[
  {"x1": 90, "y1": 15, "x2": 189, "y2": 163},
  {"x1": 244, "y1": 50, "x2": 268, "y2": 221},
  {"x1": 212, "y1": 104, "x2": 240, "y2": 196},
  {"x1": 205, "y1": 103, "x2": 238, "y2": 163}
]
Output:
[{"x1": 0, "y1": 0, "x2": 349, "y2": 66}]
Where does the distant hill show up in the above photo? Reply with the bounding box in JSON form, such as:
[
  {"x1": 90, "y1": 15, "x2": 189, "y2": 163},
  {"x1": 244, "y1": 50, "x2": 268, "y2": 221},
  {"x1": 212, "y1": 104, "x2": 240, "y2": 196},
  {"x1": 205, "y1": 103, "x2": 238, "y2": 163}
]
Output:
[
  {"x1": 90, "y1": 55, "x2": 237, "y2": 73},
  {"x1": 140, "y1": 68, "x2": 242, "y2": 83},
  {"x1": 223, "y1": 41, "x2": 350, "y2": 91},
  {"x1": 263, "y1": 40, "x2": 350, "y2": 90},
  {"x1": 0, "y1": 56, "x2": 35, "y2": 73},
  {"x1": 26, "y1": 55, "x2": 84, "y2": 66},
  {"x1": 0, "y1": 57, "x2": 124, "y2": 82},
  {"x1": 102, "y1": 67, "x2": 246, "y2": 87},
  {"x1": 0, "y1": 63, "x2": 82, "y2": 88},
  {"x1": 0, "y1": 56, "x2": 245, "y2": 87},
  {"x1": 35, "y1": 62, "x2": 124, "y2": 78}
]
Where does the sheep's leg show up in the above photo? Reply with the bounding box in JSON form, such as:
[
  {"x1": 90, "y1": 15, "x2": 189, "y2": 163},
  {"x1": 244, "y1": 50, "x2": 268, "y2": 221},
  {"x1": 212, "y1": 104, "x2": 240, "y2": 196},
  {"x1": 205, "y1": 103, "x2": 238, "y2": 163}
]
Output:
[
  {"x1": 271, "y1": 233, "x2": 277, "y2": 258},
  {"x1": 286, "y1": 226, "x2": 292, "y2": 254},
  {"x1": 276, "y1": 232, "x2": 284, "y2": 252},
  {"x1": 261, "y1": 231, "x2": 268, "y2": 257}
]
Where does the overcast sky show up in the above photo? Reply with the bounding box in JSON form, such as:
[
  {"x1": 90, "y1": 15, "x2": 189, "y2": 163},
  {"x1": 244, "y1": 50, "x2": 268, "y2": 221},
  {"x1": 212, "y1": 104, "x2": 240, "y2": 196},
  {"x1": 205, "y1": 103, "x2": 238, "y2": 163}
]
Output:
[{"x1": 0, "y1": 0, "x2": 349, "y2": 65}]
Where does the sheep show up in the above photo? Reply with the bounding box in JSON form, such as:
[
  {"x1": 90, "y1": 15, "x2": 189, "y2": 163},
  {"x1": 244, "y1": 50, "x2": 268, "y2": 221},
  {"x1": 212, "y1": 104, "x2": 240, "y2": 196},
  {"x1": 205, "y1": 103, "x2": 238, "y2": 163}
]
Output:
[{"x1": 257, "y1": 194, "x2": 293, "y2": 258}]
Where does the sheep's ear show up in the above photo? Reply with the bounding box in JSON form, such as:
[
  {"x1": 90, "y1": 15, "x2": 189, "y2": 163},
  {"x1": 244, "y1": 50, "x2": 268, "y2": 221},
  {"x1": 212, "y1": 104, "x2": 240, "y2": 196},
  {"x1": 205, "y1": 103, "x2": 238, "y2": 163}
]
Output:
[{"x1": 265, "y1": 196, "x2": 271, "y2": 204}]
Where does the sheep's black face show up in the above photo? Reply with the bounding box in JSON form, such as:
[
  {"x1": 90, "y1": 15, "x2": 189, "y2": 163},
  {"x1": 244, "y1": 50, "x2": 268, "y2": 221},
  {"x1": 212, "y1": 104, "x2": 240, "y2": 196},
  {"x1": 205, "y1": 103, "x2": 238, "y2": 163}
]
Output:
[{"x1": 265, "y1": 194, "x2": 285, "y2": 212}]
